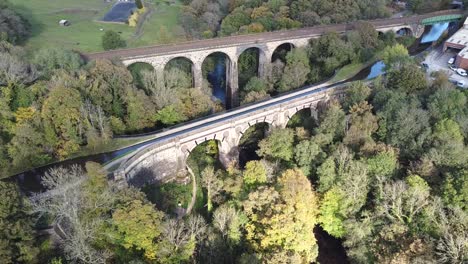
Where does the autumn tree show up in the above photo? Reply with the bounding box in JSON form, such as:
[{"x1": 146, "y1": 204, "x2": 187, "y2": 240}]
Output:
[
  {"x1": 243, "y1": 169, "x2": 320, "y2": 262},
  {"x1": 41, "y1": 86, "x2": 84, "y2": 159}
]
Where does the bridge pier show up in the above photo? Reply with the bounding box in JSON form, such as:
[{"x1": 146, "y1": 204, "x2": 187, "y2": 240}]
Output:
[
  {"x1": 228, "y1": 57, "x2": 239, "y2": 108},
  {"x1": 193, "y1": 62, "x2": 203, "y2": 89}
]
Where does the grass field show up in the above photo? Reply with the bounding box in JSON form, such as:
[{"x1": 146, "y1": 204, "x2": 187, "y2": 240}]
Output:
[{"x1": 10, "y1": 0, "x2": 186, "y2": 52}]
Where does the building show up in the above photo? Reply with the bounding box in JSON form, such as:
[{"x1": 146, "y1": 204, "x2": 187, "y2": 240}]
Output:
[
  {"x1": 444, "y1": 18, "x2": 468, "y2": 69},
  {"x1": 59, "y1": 20, "x2": 70, "y2": 26}
]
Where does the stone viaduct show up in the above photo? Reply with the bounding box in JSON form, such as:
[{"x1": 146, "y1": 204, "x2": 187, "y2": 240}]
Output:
[
  {"x1": 87, "y1": 9, "x2": 463, "y2": 186},
  {"x1": 113, "y1": 82, "x2": 346, "y2": 187},
  {"x1": 87, "y1": 10, "x2": 463, "y2": 107}
]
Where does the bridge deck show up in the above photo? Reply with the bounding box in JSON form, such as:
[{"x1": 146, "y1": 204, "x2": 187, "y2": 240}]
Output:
[
  {"x1": 421, "y1": 14, "x2": 464, "y2": 25},
  {"x1": 86, "y1": 9, "x2": 463, "y2": 61}
]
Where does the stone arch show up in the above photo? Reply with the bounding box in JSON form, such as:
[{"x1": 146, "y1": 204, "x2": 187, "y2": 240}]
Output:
[
  {"x1": 285, "y1": 104, "x2": 319, "y2": 131},
  {"x1": 395, "y1": 27, "x2": 413, "y2": 36},
  {"x1": 164, "y1": 56, "x2": 195, "y2": 88},
  {"x1": 237, "y1": 46, "x2": 266, "y2": 89},
  {"x1": 127, "y1": 62, "x2": 155, "y2": 88},
  {"x1": 201, "y1": 51, "x2": 233, "y2": 107},
  {"x1": 235, "y1": 119, "x2": 275, "y2": 146},
  {"x1": 182, "y1": 135, "x2": 222, "y2": 158},
  {"x1": 271, "y1": 42, "x2": 295, "y2": 62}
]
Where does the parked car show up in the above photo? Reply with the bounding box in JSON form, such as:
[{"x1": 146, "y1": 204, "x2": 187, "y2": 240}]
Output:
[
  {"x1": 448, "y1": 57, "x2": 455, "y2": 64},
  {"x1": 457, "y1": 80, "x2": 466, "y2": 88},
  {"x1": 456, "y1": 68, "x2": 468, "y2": 76},
  {"x1": 450, "y1": 65, "x2": 458, "y2": 71}
]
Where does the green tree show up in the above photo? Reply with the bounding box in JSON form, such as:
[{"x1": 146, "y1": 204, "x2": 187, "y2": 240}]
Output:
[
  {"x1": 257, "y1": 128, "x2": 295, "y2": 162},
  {"x1": 111, "y1": 199, "x2": 164, "y2": 261},
  {"x1": 278, "y1": 48, "x2": 310, "y2": 92},
  {"x1": 0, "y1": 1, "x2": 30, "y2": 44},
  {"x1": 32, "y1": 48, "x2": 83, "y2": 77},
  {"x1": 0, "y1": 181, "x2": 39, "y2": 263},
  {"x1": 343, "y1": 81, "x2": 371, "y2": 111},
  {"x1": 101, "y1": 30, "x2": 126, "y2": 50},
  {"x1": 201, "y1": 166, "x2": 222, "y2": 213},
  {"x1": 318, "y1": 186, "x2": 346, "y2": 238},
  {"x1": 294, "y1": 139, "x2": 322, "y2": 176},
  {"x1": 155, "y1": 105, "x2": 187, "y2": 126},
  {"x1": 243, "y1": 160, "x2": 268, "y2": 189},
  {"x1": 315, "y1": 100, "x2": 346, "y2": 142},
  {"x1": 381, "y1": 44, "x2": 410, "y2": 69}
]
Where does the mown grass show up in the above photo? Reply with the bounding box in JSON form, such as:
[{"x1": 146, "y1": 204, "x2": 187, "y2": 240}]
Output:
[
  {"x1": 10, "y1": 0, "x2": 186, "y2": 52},
  {"x1": 330, "y1": 62, "x2": 366, "y2": 82}
]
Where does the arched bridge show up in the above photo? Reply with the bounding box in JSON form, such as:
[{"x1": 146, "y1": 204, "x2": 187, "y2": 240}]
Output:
[
  {"x1": 86, "y1": 10, "x2": 462, "y2": 107},
  {"x1": 113, "y1": 81, "x2": 347, "y2": 187}
]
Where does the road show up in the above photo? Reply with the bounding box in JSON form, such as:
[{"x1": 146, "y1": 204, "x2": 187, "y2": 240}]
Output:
[{"x1": 85, "y1": 10, "x2": 462, "y2": 61}]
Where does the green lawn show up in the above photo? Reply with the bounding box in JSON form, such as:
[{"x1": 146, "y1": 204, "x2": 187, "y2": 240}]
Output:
[
  {"x1": 10, "y1": 0, "x2": 186, "y2": 52},
  {"x1": 330, "y1": 62, "x2": 366, "y2": 82}
]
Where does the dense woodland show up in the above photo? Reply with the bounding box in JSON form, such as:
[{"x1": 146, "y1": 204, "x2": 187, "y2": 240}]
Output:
[
  {"x1": 0, "y1": 0, "x2": 415, "y2": 177},
  {"x1": 179, "y1": 0, "x2": 452, "y2": 39},
  {"x1": 2, "y1": 51, "x2": 467, "y2": 263},
  {"x1": 0, "y1": 0, "x2": 467, "y2": 263}
]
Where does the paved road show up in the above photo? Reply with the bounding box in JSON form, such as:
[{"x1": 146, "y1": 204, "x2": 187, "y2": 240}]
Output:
[{"x1": 85, "y1": 10, "x2": 462, "y2": 61}]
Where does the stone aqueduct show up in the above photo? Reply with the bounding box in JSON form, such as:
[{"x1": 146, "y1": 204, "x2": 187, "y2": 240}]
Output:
[
  {"x1": 87, "y1": 10, "x2": 463, "y2": 186},
  {"x1": 113, "y1": 84, "x2": 346, "y2": 186}
]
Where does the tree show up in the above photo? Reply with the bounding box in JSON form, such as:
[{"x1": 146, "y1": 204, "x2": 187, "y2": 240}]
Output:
[
  {"x1": 201, "y1": 166, "x2": 223, "y2": 212},
  {"x1": 343, "y1": 81, "x2": 371, "y2": 111},
  {"x1": 294, "y1": 139, "x2": 322, "y2": 175},
  {"x1": 243, "y1": 169, "x2": 319, "y2": 262},
  {"x1": 0, "y1": 1, "x2": 30, "y2": 44},
  {"x1": 29, "y1": 165, "x2": 114, "y2": 264},
  {"x1": 33, "y1": 48, "x2": 83, "y2": 77},
  {"x1": 318, "y1": 186, "x2": 346, "y2": 238},
  {"x1": 85, "y1": 59, "x2": 133, "y2": 118},
  {"x1": 344, "y1": 101, "x2": 378, "y2": 149},
  {"x1": 135, "y1": 0, "x2": 144, "y2": 9},
  {"x1": 111, "y1": 200, "x2": 164, "y2": 260},
  {"x1": 41, "y1": 86, "x2": 83, "y2": 159},
  {"x1": 381, "y1": 44, "x2": 410, "y2": 70},
  {"x1": 213, "y1": 204, "x2": 243, "y2": 244},
  {"x1": 243, "y1": 160, "x2": 268, "y2": 189},
  {"x1": 101, "y1": 30, "x2": 126, "y2": 50},
  {"x1": 155, "y1": 104, "x2": 187, "y2": 126},
  {"x1": 379, "y1": 175, "x2": 430, "y2": 225},
  {"x1": 124, "y1": 88, "x2": 157, "y2": 132},
  {"x1": 315, "y1": 100, "x2": 346, "y2": 142},
  {"x1": 257, "y1": 128, "x2": 295, "y2": 162},
  {"x1": 0, "y1": 181, "x2": 38, "y2": 263},
  {"x1": 278, "y1": 48, "x2": 310, "y2": 92}
]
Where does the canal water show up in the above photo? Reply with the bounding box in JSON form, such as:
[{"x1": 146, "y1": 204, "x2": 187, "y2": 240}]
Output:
[{"x1": 207, "y1": 61, "x2": 227, "y2": 104}]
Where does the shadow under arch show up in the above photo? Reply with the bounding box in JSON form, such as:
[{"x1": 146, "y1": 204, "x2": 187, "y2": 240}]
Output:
[
  {"x1": 164, "y1": 56, "x2": 195, "y2": 88},
  {"x1": 237, "y1": 121, "x2": 273, "y2": 168},
  {"x1": 201, "y1": 51, "x2": 233, "y2": 108},
  {"x1": 271, "y1": 42, "x2": 295, "y2": 63},
  {"x1": 127, "y1": 61, "x2": 155, "y2": 88},
  {"x1": 237, "y1": 46, "x2": 265, "y2": 90}
]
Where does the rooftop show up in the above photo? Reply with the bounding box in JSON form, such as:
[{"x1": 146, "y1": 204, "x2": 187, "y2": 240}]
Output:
[{"x1": 446, "y1": 18, "x2": 468, "y2": 46}]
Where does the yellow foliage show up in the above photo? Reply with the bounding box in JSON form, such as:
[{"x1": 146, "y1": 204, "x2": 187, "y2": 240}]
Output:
[
  {"x1": 128, "y1": 7, "x2": 146, "y2": 27},
  {"x1": 14, "y1": 107, "x2": 36, "y2": 124}
]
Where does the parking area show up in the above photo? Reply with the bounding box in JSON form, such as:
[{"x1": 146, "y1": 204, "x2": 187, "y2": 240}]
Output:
[{"x1": 423, "y1": 47, "x2": 468, "y2": 87}]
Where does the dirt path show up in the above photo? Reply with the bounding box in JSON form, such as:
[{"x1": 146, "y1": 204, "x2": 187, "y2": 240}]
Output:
[
  {"x1": 184, "y1": 165, "x2": 197, "y2": 216},
  {"x1": 131, "y1": 4, "x2": 155, "y2": 41}
]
